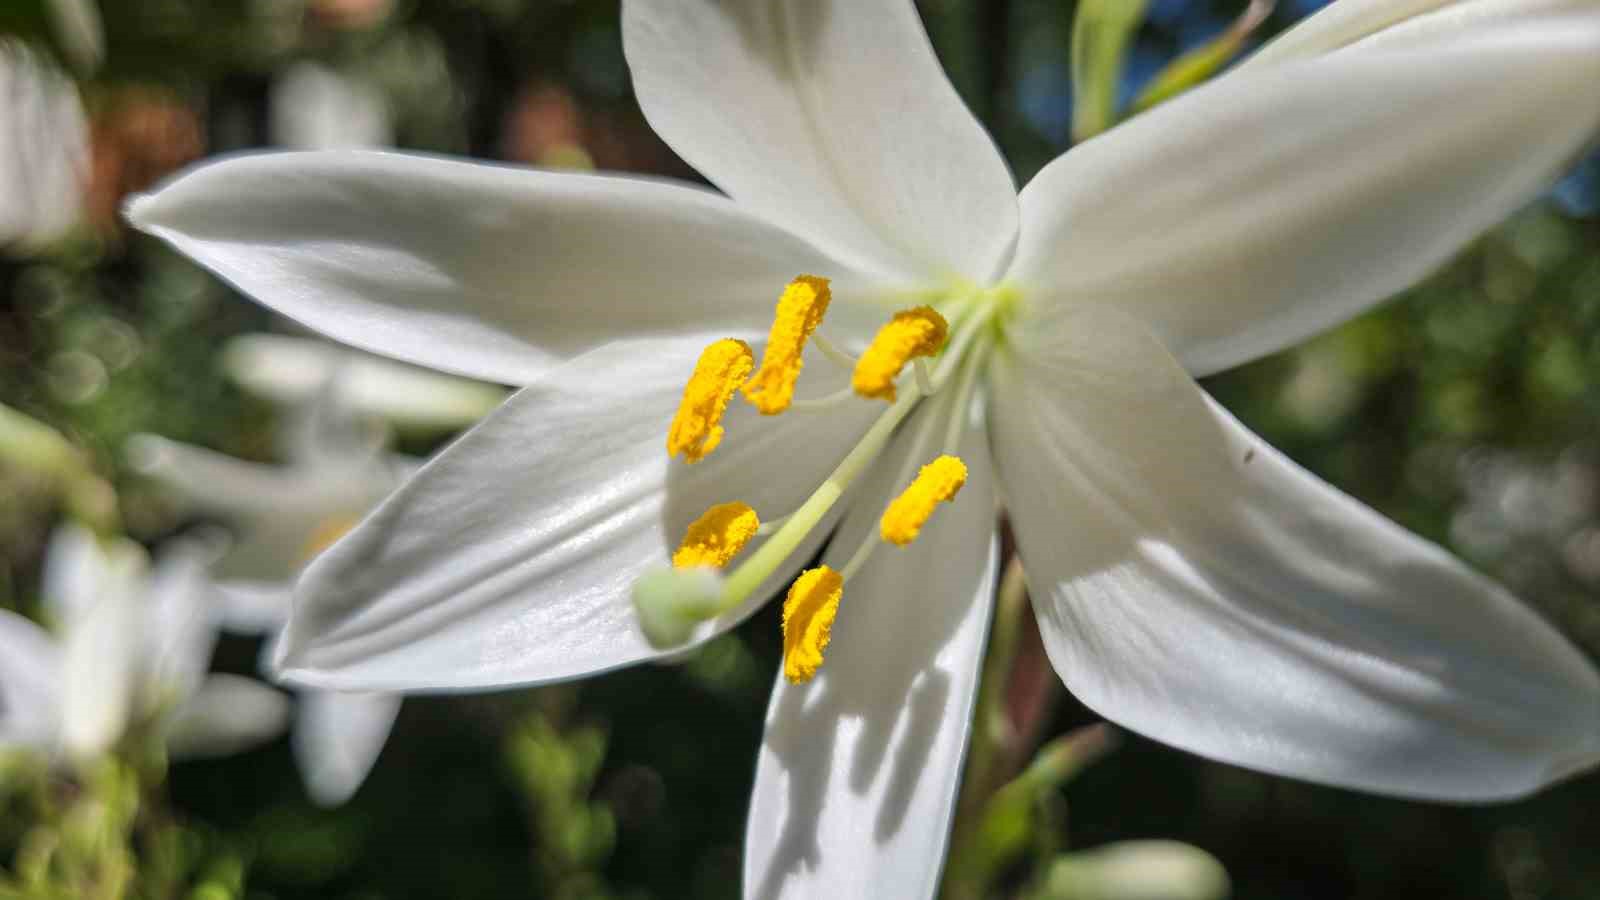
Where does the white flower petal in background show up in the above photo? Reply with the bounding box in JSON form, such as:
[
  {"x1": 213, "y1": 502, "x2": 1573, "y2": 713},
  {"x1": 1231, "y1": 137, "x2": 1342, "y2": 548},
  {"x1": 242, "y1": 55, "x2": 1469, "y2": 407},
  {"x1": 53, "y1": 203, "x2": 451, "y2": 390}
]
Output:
[
  {"x1": 45, "y1": 0, "x2": 104, "y2": 72},
  {"x1": 0, "y1": 610, "x2": 64, "y2": 749},
  {"x1": 1008, "y1": 22, "x2": 1600, "y2": 377},
  {"x1": 746, "y1": 387, "x2": 998, "y2": 900},
  {"x1": 1042, "y1": 841, "x2": 1230, "y2": 900},
  {"x1": 989, "y1": 309, "x2": 1600, "y2": 801},
  {"x1": 60, "y1": 541, "x2": 146, "y2": 758},
  {"x1": 279, "y1": 337, "x2": 880, "y2": 691},
  {"x1": 166, "y1": 673, "x2": 291, "y2": 759},
  {"x1": 126, "y1": 152, "x2": 887, "y2": 386},
  {"x1": 1241, "y1": 0, "x2": 1591, "y2": 68},
  {"x1": 222, "y1": 334, "x2": 506, "y2": 432},
  {"x1": 623, "y1": 0, "x2": 1018, "y2": 283},
  {"x1": 270, "y1": 61, "x2": 393, "y2": 149},
  {"x1": 0, "y1": 41, "x2": 88, "y2": 252},
  {"x1": 292, "y1": 689, "x2": 402, "y2": 807}
]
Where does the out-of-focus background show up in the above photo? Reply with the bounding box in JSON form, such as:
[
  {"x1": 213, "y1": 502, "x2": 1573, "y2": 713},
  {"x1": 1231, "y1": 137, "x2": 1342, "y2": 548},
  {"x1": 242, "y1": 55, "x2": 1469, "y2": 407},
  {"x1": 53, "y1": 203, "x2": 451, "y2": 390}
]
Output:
[{"x1": 2, "y1": 1, "x2": 1599, "y2": 898}]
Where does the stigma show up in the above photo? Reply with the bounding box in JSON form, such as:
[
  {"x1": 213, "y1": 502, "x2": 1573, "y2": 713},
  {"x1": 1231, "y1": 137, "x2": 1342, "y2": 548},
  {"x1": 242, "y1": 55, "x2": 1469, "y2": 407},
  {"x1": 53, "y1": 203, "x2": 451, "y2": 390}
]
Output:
[{"x1": 666, "y1": 338, "x2": 754, "y2": 463}]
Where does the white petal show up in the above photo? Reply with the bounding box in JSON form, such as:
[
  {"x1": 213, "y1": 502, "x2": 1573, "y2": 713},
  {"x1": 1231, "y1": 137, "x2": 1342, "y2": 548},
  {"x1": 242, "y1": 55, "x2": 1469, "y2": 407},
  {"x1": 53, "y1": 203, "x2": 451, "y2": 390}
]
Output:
[
  {"x1": 291, "y1": 690, "x2": 402, "y2": 807},
  {"x1": 1241, "y1": 0, "x2": 1593, "y2": 69},
  {"x1": 127, "y1": 151, "x2": 883, "y2": 386},
  {"x1": 623, "y1": 0, "x2": 1017, "y2": 283},
  {"x1": 0, "y1": 42, "x2": 87, "y2": 251},
  {"x1": 989, "y1": 309, "x2": 1600, "y2": 801},
  {"x1": 746, "y1": 386, "x2": 998, "y2": 900},
  {"x1": 222, "y1": 334, "x2": 505, "y2": 431},
  {"x1": 270, "y1": 62, "x2": 392, "y2": 150},
  {"x1": 40, "y1": 521, "x2": 106, "y2": 625},
  {"x1": 46, "y1": 0, "x2": 103, "y2": 72},
  {"x1": 0, "y1": 610, "x2": 63, "y2": 750},
  {"x1": 277, "y1": 337, "x2": 881, "y2": 691},
  {"x1": 1009, "y1": 22, "x2": 1600, "y2": 377},
  {"x1": 61, "y1": 563, "x2": 145, "y2": 758},
  {"x1": 144, "y1": 540, "x2": 225, "y2": 699},
  {"x1": 166, "y1": 674, "x2": 290, "y2": 759}
]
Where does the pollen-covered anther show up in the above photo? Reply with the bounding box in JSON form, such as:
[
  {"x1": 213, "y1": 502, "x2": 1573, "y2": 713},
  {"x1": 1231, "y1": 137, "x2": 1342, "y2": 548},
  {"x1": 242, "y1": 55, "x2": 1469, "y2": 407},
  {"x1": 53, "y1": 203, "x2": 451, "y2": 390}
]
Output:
[
  {"x1": 782, "y1": 565, "x2": 844, "y2": 683},
  {"x1": 852, "y1": 306, "x2": 949, "y2": 402},
  {"x1": 742, "y1": 275, "x2": 832, "y2": 415},
  {"x1": 667, "y1": 338, "x2": 755, "y2": 463},
  {"x1": 880, "y1": 455, "x2": 968, "y2": 546},
  {"x1": 673, "y1": 502, "x2": 760, "y2": 569}
]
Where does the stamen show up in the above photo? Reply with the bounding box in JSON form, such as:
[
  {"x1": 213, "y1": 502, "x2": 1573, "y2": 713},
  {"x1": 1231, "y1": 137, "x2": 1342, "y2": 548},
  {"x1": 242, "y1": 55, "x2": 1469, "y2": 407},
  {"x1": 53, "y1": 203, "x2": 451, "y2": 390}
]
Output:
[
  {"x1": 667, "y1": 339, "x2": 755, "y2": 463},
  {"x1": 880, "y1": 455, "x2": 968, "y2": 546},
  {"x1": 810, "y1": 332, "x2": 858, "y2": 371},
  {"x1": 782, "y1": 565, "x2": 844, "y2": 683},
  {"x1": 672, "y1": 502, "x2": 760, "y2": 569},
  {"x1": 853, "y1": 306, "x2": 949, "y2": 402},
  {"x1": 743, "y1": 275, "x2": 832, "y2": 415}
]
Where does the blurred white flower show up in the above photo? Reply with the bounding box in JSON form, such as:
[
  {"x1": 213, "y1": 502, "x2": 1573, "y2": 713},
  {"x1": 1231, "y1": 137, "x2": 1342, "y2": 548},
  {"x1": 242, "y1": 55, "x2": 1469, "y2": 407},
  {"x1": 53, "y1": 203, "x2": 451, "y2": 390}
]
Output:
[
  {"x1": 270, "y1": 61, "x2": 392, "y2": 150},
  {"x1": 128, "y1": 1, "x2": 1600, "y2": 896},
  {"x1": 124, "y1": 339, "x2": 497, "y2": 804},
  {"x1": 0, "y1": 525, "x2": 288, "y2": 761},
  {"x1": 0, "y1": 41, "x2": 88, "y2": 252}
]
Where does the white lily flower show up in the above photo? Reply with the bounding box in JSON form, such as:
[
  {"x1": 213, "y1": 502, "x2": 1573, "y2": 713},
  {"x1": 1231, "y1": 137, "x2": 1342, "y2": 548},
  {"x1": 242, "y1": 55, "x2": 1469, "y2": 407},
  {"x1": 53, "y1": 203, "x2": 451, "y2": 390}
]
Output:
[
  {"x1": 126, "y1": 2, "x2": 1600, "y2": 896},
  {"x1": 0, "y1": 40, "x2": 88, "y2": 252},
  {"x1": 0, "y1": 525, "x2": 288, "y2": 761},
  {"x1": 127, "y1": 375, "x2": 417, "y2": 805}
]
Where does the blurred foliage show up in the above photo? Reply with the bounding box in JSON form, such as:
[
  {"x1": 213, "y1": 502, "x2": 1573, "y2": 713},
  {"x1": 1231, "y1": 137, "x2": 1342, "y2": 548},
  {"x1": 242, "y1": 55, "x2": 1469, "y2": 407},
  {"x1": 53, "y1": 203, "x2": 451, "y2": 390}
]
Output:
[{"x1": 2, "y1": 0, "x2": 1599, "y2": 898}]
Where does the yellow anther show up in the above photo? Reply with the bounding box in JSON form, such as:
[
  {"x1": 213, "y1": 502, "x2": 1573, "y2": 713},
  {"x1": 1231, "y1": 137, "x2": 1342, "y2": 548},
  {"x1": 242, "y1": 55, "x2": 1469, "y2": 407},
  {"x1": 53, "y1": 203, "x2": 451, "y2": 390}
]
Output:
[
  {"x1": 782, "y1": 565, "x2": 844, "y2": 684},
  {"x1": 852, "y1": 306, "x2": 949, "y2": 402},
  {"x1": 880, "y1": 455, "x2": 968, "y2": 546},
  {"x1": 667, "y1": 339, "x2": 755, "y2": 463},
  {"x1": 673, "y1": 502, "x2": 760, "y2": 569},
  {"x1": 300, "y1": 515, "x2": 358, "y2": 562},
  {"x1": 742, "y1": 275, "x2": 832, "y2": 415}
]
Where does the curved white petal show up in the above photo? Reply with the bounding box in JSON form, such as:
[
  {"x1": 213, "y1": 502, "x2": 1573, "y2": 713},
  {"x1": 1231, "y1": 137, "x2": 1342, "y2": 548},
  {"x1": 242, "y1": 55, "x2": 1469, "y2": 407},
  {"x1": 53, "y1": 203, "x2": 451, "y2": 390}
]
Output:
[
  {"x1": 1241, "y1": 0, "x2": 1592, "y2": 69},
  {"x1": 277, "y1": 337, "x2": 881, "y2": 691},
  {"x1": 0, "y1": 610, "x2": 62, "y2": 750},
  {"x1": 145, "y1": 540, "x2": 225, "y2": 699},
  {"x1": 1009, "y1": 22, "x2": 1600, "y2": 377},
  {"x1": 61, "y1": 567, "x2": 144, "y2": 758},
  {"x1": 623, "y1": 0, "x2": 1017, "y2": 283},
  {"x1": 222, "y1": 334, "x2": 505, "y2": 431},
  {"x1": 40, "y1": 521, "x2": 106, "y2": 625},
  {"x1": 0, "y1": 42, "x2": 87, "y2": 251},
  {"x1": 166, "y1": 674, "x2": 290, "y2": 759},
  {"x1": 989, "y1": 309, "x2": 1600, "y2": 801},
  {"x1": 127, "y1": 151, "x2": 884, "y2": 386},
  {"x1": 292, "y1": 690, "x2": 401, "y2": 807},
  {"x1": 46, "y1": 0, "x2": 104, "y2": 72},
  {"x1": 746, "y1": 386, "x2": 997, "y2": 900}
]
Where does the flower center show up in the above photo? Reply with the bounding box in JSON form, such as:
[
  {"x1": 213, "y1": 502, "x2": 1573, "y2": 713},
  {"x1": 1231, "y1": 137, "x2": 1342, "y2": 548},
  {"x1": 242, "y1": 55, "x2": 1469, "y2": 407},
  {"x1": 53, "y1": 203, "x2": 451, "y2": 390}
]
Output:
[{"x1": 633, "y1": 276, "x2": 1005, "y2": 682}]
